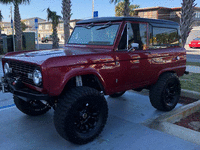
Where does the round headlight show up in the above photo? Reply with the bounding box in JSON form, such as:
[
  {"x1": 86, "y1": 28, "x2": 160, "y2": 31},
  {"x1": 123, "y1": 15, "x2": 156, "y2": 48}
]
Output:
[
  {"x1": 4, "y1": 63, "x2": 10, "y2": 74},
  {"x1": 33, "y1": 69, "x2": 42, "y2": 86}
]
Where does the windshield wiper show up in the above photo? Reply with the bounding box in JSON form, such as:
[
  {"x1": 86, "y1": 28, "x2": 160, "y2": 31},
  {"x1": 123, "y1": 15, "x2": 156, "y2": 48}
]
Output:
[
  {"x1": 83, "y1": 23, "x2": 94, "y2": 29},
  {"x1": 96, "y1": 21, "x2": 112, "y2": 30}
]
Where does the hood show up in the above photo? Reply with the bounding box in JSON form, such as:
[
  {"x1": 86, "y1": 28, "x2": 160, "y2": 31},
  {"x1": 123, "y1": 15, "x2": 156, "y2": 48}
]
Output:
[
  {"x1": 4, "y1": 47, "x2": 109, "y2": 65},
  {"x1": 191, "y1": 40, "x2": 200, "y2": 43}
]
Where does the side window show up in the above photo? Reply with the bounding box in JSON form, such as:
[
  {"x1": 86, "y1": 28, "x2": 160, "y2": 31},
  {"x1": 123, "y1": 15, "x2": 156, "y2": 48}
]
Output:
[
  {"x1": 117, "y1": 23, "x2": 147, "y2": 51},
  {"x1": 128, "y1": 23, "x2": 147, "y2": 50},
  {"x1": 149, "y1": 26, "x2": 179, "y2": 49}
]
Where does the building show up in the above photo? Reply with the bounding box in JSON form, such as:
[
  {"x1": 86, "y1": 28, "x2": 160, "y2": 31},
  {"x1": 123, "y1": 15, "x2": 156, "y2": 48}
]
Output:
[
  {"x1": 38, "y1": 19, "x2": 80, "y2": 42},
  {"x1": 2, "y1": 22, "x2": 12, "y2": 35},
  {"x1": 134, "y1": 6, "x2": 200, "y2": 26},
  {"x1": 22, "y1": 17, "x2": 46, "y2": 32},
  {"x1": 2, "y1": 17, "x2": 46, "y2": 35},
  {"x1": 1, "y1": 18, "x2": 80, "y2": 42}
]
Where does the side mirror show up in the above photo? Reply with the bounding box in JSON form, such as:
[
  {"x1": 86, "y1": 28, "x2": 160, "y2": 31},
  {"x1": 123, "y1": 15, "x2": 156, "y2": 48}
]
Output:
[
  {"x1": 128, "y1": 43, "x2": 139, "y2": 52},
  {"x1": 131, "y1": 43, "x2": 139, "y2": 49}
]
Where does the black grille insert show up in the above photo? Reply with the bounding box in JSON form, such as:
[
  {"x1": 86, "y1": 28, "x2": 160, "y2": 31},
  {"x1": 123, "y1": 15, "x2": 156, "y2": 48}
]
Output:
[{"x1": 8, "y1": 60, "x2": 42, "y2": 87}]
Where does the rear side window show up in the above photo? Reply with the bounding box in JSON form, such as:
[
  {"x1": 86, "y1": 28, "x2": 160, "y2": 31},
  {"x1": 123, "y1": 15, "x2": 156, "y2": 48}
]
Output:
[{"x1": 149, "y1": 25, "x2": 180, "y2": 49}]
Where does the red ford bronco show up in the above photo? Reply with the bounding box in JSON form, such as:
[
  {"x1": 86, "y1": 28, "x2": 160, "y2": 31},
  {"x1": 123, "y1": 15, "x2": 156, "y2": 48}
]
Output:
[{"x1": 1, "y1": 17, "x2": 186, "y2": 144}]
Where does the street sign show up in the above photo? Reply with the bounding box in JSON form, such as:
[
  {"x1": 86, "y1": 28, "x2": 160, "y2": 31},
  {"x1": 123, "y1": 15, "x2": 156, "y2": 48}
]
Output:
[
  {"x1": 94, "y1": 11, "x2": 98, "y2": 18},
  {"x1": 11, "y1": 19, "x2": 13, "y2": 28},
  {"x1": 35, "y1": 18, "x2": 39, "y2": 50},
  {"x1": 35, "y1": 18, "x2": 38, "y2": 29}
]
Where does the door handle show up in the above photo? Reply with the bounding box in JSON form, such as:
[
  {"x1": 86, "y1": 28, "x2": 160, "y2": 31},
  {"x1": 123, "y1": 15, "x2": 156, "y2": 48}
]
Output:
[{"x1": 115, "y1": 61, "x2": 120, "y2": 65}]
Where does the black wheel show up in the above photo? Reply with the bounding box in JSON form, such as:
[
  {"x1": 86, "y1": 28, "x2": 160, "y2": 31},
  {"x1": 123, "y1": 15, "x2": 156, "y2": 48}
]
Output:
[
  {"x1": 149, "y1": 73, "x2": 181, "y2": 111},
  {"x1": 109, "y1": 91, "x2": 125, "y2": 98},
  {"x1": 14, "y1": 96, "x2": 51, "y2": 116},
  {"x1": 45, "y1": 39, "x2": 48, "y2": 43},
  {"x1": 54, "y1": 86, "x2": 108, "y2": 145}
]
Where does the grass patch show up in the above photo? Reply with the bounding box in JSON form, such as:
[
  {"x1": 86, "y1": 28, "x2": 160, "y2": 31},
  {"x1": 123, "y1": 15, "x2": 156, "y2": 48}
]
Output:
[
  {"x1": 186, "y1": 62, "x2": 200, "y2": 67},
  {"x1": 180, "y1": 73, "x2": 200, "y2": 93}
]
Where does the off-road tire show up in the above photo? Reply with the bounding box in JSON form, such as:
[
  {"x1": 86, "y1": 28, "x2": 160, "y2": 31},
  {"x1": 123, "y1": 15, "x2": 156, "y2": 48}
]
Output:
[
  {"x1": 54, "y1": 86, "x2": 108, "y2": 145},
  {"x1": 14, "y1": 96, "x2": 51, "y2": 116},
  {"x1": 149, "y1": 73, "x2": 181, "y2": 111},
  {"x1": 109, "y1": 91, "x2": 125, "y2": 98}
]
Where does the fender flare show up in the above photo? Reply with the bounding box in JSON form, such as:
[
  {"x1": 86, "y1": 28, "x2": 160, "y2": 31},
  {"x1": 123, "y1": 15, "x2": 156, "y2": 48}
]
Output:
[{"x1": 60, "y1": 67, "x2": 107, "y2": 94}]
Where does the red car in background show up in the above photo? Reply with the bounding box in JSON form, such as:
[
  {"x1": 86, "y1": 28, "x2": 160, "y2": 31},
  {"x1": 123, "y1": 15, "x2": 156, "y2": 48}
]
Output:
[{"x1": 189, "y1": 37, "x2": 200, "y2": 48}]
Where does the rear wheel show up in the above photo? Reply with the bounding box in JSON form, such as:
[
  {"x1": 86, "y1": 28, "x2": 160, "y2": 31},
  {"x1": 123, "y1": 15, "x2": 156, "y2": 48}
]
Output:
[
  {"x1": 54, "y1": 86, "x2": 108, "y2": 145},
  {"x1": 109, "y1": 91, "x2": 125, "y2": 98},
  {"x1": 14, "y1": 96, "x2": 51, "y2": 116},
  {"x1": 149, "y1": 73, "x2": 181, "y2": 111}
]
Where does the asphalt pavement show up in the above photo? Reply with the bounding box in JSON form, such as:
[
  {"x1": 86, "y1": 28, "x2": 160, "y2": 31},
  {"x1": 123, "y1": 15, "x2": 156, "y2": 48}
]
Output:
[
  {"x1": 1, "y1": 91, "x2": 200, "y2": 150},
  {"x1": 185, "y1": 45, "x2": 200, "y2": 63},
  {"x1": 0, "y1": 45, "x2": 200, "y2": 149}
]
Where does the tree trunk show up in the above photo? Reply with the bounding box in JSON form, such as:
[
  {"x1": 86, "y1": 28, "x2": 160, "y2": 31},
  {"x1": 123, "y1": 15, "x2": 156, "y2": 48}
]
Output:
[
  {"x1": 0, "y1": 26, "x2": 1, "y2": 39},
  {"x1": 14, "y1": 2, "x2": 23, "y2": 51},
  {"x1": 62, "y1": 0, "x2": 71, "y2": 44},
  {"x1": 52, "y1": 22, "x2": 59, "y2": 49},
  {"x1": 124, "y1": 0, "x2": 130, "y2": 16},
  {"x1": 180, "y1": 0, "x2": 196, "y2": 47}
]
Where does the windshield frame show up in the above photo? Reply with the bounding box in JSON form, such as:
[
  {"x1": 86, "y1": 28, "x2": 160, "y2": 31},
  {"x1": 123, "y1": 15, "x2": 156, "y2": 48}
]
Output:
[{"x1": 67, "y1": 22, "x2": 121, "y2": 46}]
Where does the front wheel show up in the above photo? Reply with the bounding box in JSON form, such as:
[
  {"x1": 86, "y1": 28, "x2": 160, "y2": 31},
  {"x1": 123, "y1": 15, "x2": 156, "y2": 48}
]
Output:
[
  {"x1": 149, "y1": 73, "x2": 181, "y2": 111},
  {"x1": 54, "y1": 86, "x2": 108, "y2": 145},
  {"x1": 14, "y1": 96, "x2": 51, "y2": 116}
]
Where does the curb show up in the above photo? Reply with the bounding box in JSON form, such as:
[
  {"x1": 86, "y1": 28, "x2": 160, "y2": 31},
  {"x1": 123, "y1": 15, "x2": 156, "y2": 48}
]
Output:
[
  {"x1": 134, "y1": 89, "x2": 200, "y2": 99},
  {"x1": 181, "y1": 89, "x2": 200, "y2": 100},
  {"x1": 143, "y1": 90, "x2": 200, "y2": 145}
]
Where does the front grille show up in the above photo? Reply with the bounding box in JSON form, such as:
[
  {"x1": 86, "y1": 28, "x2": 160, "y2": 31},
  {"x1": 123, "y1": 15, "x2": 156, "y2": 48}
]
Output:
[{"x1": 9, "y1": 60, "x2": 42, "y2": 87}]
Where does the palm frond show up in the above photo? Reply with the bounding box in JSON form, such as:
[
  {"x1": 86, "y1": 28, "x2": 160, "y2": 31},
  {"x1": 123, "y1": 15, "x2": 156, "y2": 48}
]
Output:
[{"x1": 0, "y1": 0, "x2": 30, "y2": 5}]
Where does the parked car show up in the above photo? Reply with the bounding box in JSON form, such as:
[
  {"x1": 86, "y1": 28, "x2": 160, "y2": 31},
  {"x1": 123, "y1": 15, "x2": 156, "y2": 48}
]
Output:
[
  {"x1": 189, "y1": 37, "x2": 200, "y2": 48},
  {"x1": 41, "y1": 35, "x2": 59, "y2": 43},
  {"x1": 1, "y1": 17, "x2": 186, "y2": 145}
]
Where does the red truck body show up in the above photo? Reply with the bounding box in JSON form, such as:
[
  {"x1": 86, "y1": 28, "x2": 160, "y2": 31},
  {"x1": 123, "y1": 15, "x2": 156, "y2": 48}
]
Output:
[{"x1": 2, "y1": 18, "x2": 186, "y2": 96}]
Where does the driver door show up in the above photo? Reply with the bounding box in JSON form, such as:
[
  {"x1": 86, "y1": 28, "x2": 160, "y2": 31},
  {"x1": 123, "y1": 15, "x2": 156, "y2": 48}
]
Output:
[{"x1": 115, "y1": 22, "x2": 152, "y2": 90}]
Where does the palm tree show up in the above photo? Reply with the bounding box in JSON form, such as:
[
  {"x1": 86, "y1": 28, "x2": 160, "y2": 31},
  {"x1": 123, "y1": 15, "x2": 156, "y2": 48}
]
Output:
[
  {"x1": 180, "y1": 0, "x2": 196, "y2": 47},
  {"x1": 47, "y1": 8, "x2": 62, "y2": 49},
  {"x1": 0, "y1": 0, "x2": 30, "y2": 51},
  {"x1": 115, "y1": 1, "x2": 139, "y2": 17},
  {"x1": 0, "y1": 10, "x2": 3, "y2": 39},
  {"x1": 62, "y1": 0, "x2": 71, "y2": 44},
  {"x1": 110, "y1": 0, "x2": 130, "y2": 16}
]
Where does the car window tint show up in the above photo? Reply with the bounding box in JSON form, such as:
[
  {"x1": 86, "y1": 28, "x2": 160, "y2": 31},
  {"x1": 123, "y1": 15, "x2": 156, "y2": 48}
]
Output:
[{"x1": 149, "y1": 27, "x2": 180, "y2": 49}]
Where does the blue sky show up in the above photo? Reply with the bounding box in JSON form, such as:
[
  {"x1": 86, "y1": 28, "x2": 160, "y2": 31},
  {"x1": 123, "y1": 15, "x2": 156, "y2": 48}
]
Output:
[{"x1": 0, "y1": 0, "x2": 199, "y2": 22}]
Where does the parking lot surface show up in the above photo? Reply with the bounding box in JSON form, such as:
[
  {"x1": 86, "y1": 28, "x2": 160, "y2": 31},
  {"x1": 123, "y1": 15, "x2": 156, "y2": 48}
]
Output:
[
  {"x1": 0, "y1": 91, "x2": 199, "y2": 150},
  {"x1": 0, "y1": 47, "x2": 200, "y2": 149}
]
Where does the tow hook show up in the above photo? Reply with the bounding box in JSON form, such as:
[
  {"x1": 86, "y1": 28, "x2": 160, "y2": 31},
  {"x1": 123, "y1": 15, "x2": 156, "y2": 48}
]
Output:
[{"x1": 1, "y1": 77, "x2": 9, "y2": 93}]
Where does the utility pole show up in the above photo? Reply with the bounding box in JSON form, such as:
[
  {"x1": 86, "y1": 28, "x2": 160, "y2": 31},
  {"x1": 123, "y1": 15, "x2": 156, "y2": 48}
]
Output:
[
  {"x1": 92, "y1": 0, "x2": 94, "y2": 18},
  {"x1": 10, "y1": 6, "x2": 15, "y2": 52}
]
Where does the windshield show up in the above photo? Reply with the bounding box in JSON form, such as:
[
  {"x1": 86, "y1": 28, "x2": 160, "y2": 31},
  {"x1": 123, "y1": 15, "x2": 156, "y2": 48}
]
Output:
[
  {"x1": 68, "y1": 23, "x2": 120, "y2": 45},
  {"x1": 194, "y1": 37, "x2": 200, "y2": 41}
]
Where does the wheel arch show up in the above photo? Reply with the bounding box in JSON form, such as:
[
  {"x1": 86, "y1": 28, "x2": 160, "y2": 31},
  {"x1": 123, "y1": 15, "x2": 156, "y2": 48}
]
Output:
[
  {"x1": 151, "y1": 70, "x2": 177, "y2": 86},
  {"x1": 158, "y1": 70, "x2": 176, "y2": 79},
  {"x1": 61, "y1": 72, "x2": 106, "y2": 95}
]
